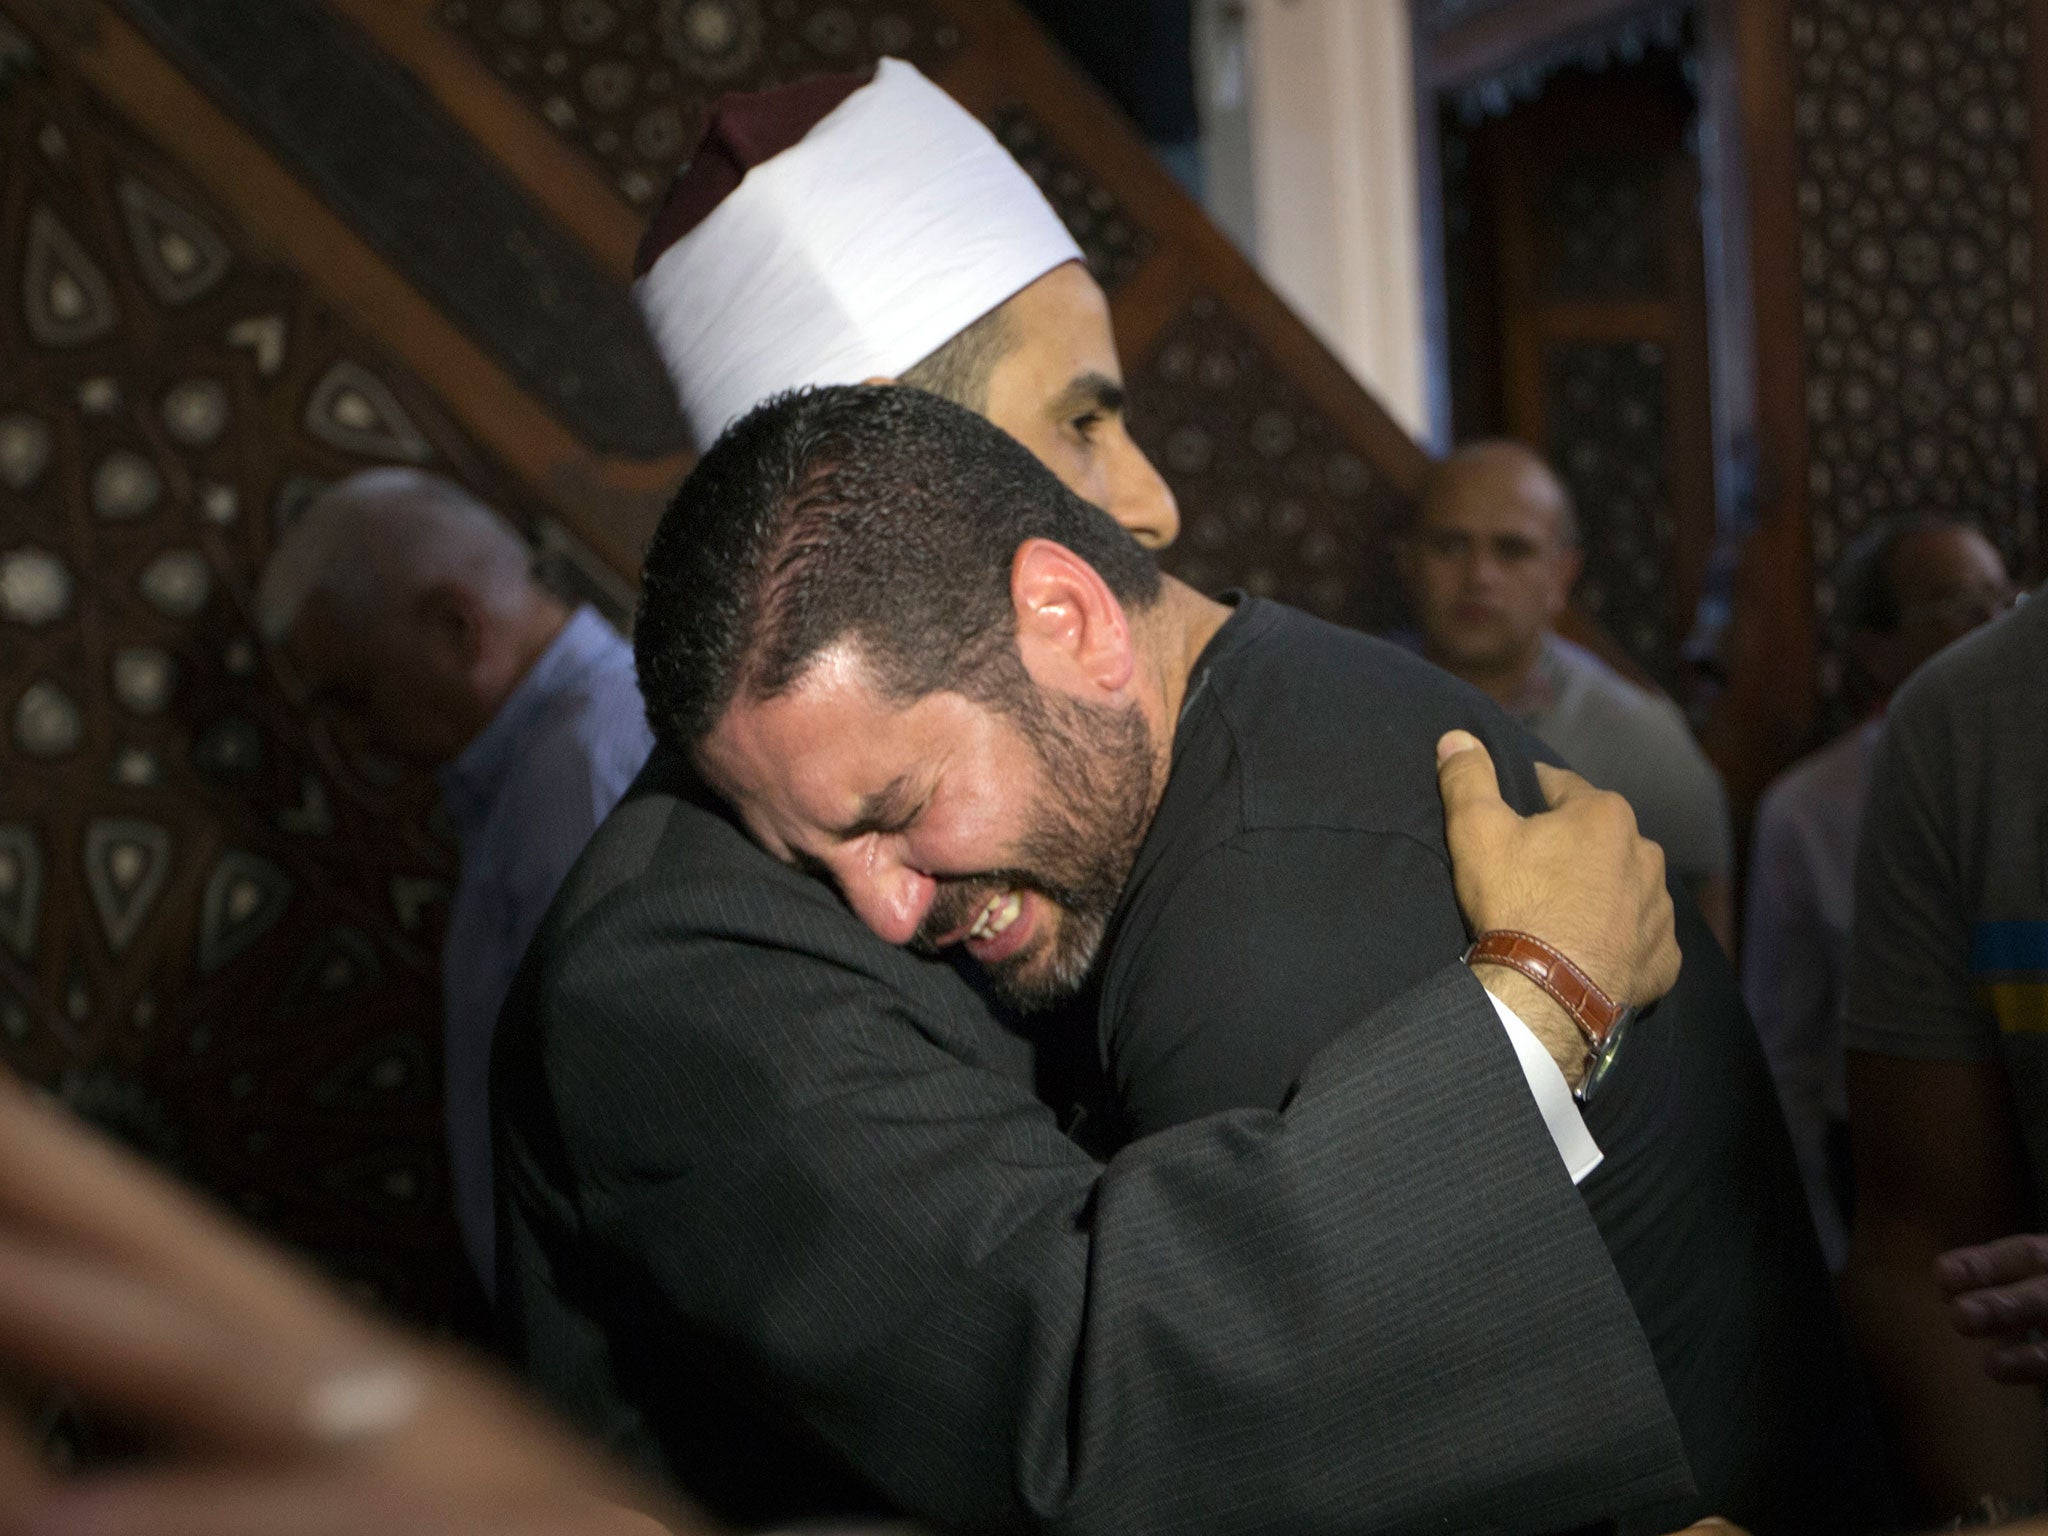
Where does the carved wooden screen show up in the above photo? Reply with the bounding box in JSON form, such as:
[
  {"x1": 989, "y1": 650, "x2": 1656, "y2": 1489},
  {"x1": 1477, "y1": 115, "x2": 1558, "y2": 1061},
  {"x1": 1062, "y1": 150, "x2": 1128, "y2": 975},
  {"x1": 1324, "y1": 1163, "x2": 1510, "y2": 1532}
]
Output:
[
  {"x1": 1786, "y1": 0, "x2": 2042, "y2": 719},
  {"x1": 1700, "y1": 0, "x2": 2046, "y2": 801},
  {"x1": 0, "y1": 0, "x2": 1427, "y2": 1324}
]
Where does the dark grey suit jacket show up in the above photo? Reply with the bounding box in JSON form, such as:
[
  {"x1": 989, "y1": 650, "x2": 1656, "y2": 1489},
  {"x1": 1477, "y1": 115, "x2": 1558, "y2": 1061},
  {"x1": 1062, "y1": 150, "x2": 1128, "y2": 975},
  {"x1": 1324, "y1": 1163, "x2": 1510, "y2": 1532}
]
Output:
[{"x1": 494, "y1": 747, "x2": 1691, "y2": 1535}]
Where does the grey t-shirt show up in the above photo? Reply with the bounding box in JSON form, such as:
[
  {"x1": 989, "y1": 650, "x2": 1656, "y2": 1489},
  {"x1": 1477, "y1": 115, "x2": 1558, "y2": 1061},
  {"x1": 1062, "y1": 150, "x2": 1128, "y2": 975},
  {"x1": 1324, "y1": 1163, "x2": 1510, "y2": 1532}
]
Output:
[
  {"x1": 1843, "y1": 588, "x2": 2048, "y2": 1205},
  {"x1": 1520, "y1": 636, "x2": 1734, "y2": 885}
]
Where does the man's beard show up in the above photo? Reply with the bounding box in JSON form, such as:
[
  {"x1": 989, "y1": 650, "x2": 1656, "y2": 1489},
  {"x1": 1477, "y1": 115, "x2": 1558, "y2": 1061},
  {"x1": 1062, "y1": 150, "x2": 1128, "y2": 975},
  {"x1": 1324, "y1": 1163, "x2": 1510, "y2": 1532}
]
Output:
[{"x1": 912, "y1": 687, "x2": 1157, "y2": 1013}]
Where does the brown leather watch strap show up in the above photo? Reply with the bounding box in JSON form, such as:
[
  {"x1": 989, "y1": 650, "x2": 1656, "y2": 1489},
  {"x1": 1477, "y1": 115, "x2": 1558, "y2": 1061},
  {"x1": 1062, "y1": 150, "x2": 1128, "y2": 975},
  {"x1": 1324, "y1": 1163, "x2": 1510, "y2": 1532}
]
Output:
[{"x1": 1463, "y1": 929, "x2": 1625, "y2": 1050}]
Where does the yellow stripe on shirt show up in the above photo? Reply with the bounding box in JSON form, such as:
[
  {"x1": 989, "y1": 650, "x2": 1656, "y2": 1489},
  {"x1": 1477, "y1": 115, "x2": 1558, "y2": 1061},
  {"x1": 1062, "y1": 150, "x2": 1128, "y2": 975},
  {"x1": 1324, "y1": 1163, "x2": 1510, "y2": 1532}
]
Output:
[{"x1": 1977, "y1": 980, "x2": 2048, "y2": 1034}]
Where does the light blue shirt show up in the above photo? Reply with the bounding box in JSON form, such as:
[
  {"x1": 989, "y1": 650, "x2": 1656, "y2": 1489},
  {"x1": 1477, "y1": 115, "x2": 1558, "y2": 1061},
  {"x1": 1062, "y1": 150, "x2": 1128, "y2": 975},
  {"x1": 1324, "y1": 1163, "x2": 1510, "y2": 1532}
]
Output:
[{"x1": 437, "y1": 606, "x2": 652, "y2": 1294}]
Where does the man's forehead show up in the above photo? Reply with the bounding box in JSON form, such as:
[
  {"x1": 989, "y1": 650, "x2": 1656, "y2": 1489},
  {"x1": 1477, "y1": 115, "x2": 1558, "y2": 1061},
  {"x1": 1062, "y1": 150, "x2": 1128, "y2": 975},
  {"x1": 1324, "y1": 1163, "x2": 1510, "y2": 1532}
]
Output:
[
  {"x1": 706, "y1": 645, "x2": 899, "y2": 789},
  {"x1": 1894, "y1": 524, "x2": 2004, "y2": 586},
  {"x1": 1425, "y1": 462, "x2": 1566, "y2": 534},
  {"x1": 1000, "y1": 267, "x2": 1118, "y2": 381}
]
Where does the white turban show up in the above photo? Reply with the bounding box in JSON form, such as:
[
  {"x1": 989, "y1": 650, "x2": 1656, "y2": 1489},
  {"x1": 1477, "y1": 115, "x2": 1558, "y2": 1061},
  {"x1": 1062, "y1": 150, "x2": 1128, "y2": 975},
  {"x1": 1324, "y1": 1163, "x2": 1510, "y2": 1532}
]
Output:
[{"x1": 634, "y1": 58, "x2": 1083, "y2": 451}]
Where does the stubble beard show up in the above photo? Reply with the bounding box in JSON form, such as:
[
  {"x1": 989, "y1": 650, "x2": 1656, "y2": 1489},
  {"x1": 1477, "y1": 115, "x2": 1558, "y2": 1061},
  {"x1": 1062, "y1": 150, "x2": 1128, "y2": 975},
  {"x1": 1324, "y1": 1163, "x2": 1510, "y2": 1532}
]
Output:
[{"x1": 913, "y1": 689, "x2": 1158, "y2": 1013}]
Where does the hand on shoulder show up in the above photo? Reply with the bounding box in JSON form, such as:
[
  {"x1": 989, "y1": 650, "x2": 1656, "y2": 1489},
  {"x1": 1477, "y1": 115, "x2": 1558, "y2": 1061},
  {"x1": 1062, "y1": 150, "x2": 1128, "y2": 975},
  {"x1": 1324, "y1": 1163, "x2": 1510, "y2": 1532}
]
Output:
[{"x1": 1437, "y1": 731, "x2": 1681, "y2": 1082}]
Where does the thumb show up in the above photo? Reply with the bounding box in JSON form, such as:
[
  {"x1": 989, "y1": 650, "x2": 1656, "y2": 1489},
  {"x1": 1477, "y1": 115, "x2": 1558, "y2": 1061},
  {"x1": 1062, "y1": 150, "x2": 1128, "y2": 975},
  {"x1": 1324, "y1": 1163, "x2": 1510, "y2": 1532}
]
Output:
[{"x1": 1436, "y1": 731, "x2": 1509, "y2": 841}]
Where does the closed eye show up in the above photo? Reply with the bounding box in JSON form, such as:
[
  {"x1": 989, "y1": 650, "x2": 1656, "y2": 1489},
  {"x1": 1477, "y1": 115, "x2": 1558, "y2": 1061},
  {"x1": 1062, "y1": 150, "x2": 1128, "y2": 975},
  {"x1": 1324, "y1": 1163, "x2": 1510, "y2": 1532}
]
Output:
[{"x1": 832, "y1": 774, "x2": 928, "y2": 842}]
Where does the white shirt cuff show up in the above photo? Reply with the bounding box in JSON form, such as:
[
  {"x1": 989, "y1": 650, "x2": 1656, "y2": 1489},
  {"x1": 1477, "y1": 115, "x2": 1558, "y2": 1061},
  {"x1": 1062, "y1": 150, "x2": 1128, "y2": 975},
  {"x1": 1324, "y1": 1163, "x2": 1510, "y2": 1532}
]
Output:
[{"x1": 1485, "y1": 990, "x2": 1604, "y2": 1184}]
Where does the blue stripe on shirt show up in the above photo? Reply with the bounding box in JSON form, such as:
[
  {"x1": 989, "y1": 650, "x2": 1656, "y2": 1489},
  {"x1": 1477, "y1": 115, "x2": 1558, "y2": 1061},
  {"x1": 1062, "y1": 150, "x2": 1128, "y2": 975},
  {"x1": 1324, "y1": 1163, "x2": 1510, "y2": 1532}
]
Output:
[{"x1": 1970, "y1": 920, "x2": 2048, "y2": 976}]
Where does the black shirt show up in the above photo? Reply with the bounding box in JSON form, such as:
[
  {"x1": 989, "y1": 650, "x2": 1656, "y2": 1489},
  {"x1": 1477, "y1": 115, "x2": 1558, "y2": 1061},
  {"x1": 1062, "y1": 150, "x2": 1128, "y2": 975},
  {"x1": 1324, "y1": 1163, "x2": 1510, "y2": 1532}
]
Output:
[{"x1": 1096, "y1": 597, "x2": 1891, "y2": 1536}]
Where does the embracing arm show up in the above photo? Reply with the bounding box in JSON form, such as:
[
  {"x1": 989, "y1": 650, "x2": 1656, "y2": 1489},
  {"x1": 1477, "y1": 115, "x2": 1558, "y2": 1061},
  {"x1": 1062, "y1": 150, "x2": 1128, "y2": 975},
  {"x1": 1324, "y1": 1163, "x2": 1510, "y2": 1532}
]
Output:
[{"x1": 498, "y1": 884, "x2": 1685, "y2": 1536}]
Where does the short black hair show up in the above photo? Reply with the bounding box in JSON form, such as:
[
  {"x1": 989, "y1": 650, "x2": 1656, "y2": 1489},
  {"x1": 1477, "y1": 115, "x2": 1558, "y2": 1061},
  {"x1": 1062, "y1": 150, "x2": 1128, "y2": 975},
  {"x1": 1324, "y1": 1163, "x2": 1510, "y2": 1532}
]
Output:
[
  {"x1": 635, "y1": 383, "x2": 1163, "y2": 750},
  {"x1": 1836, "y1": 514, "x2": 1972, "y2": 633}
]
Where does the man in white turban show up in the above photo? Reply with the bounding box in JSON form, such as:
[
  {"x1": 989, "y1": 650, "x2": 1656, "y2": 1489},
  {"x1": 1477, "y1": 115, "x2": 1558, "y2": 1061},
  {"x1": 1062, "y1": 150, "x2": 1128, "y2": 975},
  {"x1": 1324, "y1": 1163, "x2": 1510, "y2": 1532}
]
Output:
[{"x1": 632, "y1": 57, "x2": 1178, "y2": 547}]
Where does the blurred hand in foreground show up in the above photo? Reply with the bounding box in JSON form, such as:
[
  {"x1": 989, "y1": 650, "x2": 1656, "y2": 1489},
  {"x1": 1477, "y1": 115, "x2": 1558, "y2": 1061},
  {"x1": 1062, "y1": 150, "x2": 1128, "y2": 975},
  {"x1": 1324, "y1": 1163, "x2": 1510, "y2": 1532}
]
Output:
[
  {"x1": 1937, "y1": 1233, "x2": 2048, "y2": 1384},
  {"x1": 0, "y1": 1072, "x2": 694, "y2": 1536}
]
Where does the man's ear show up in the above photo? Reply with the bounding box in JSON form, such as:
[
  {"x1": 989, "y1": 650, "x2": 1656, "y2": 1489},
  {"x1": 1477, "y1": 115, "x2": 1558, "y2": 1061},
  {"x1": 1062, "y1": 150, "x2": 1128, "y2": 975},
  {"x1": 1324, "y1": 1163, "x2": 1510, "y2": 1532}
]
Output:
[
  {"x1": 1849, "y1": 628, "x2": 1906, "y2": 697},
  {"x1": 1010, "y1": 538, "x2": 1135, "y2": 696},
  {"x1": 416, "y1": 584, "x2": 483, "y2": 671},
  {"x1": 1549, "y1": 546, "x2": 1586, "y2": 616}
]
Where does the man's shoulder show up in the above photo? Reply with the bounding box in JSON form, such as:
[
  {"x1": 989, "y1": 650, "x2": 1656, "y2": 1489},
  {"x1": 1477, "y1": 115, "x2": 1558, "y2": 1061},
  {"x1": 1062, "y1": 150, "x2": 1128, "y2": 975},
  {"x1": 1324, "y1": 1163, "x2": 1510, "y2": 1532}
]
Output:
[
  {"x1": 1756, "y1": 720, "x2": 1876, "y2": 832},
  {"x1": 527, "y1": 624, "x2": 652, "y2": 759},
  {"x1": 499, "y1": 626, "x2": 651, "y2": 808},
  {"x1": 508, "y1": 746, "x2": 707, "y2": 934},
  {"x1": 517, "y1": 745, "x2": 899, "y2": 984},
  {"x1": 1204, "y1": 600, "x2": 1550, "y2": 828},
  {"x1": 1889, "y1": 590, "x2": 2047, "y2": 744},
  {"x1": 1545, "y1": 637, "x2": 1673, "y2": 728},
  {"x1": 498, "y1": 744, "x2": 1004, "y2": 1083},
  {"x1": 1542, "y1": 640, "x2": 1710, "y2": 771}
]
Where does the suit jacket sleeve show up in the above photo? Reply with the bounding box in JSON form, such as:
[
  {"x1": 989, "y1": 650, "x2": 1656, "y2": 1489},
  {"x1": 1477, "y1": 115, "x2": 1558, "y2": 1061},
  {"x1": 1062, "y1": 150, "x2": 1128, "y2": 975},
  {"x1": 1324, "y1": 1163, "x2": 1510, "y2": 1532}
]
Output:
[{"x1": 496, "y1": 809, "x2": 1685, "y2": 1536}]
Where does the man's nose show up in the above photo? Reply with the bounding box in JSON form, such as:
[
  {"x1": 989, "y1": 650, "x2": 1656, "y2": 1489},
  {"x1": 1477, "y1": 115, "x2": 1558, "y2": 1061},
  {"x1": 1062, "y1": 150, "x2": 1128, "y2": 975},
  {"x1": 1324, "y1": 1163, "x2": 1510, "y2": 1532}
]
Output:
[
  {"x1": 1107, "y1": 434, "x2": 1180, "y2": 550},
  {"x1": 1463, "y1": 549, "x2": 1501, "y2": 587},
  {"x1": 834, "y1": 852, "x2": 936, "y2": 947}
]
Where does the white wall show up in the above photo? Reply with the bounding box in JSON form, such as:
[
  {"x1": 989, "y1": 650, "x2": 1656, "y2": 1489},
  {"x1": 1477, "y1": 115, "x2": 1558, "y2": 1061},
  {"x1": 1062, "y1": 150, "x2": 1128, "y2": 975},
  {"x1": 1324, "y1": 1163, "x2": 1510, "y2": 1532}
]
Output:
[
  {"x1": 1193, "y1": 0, "x2": 1258, "y2": 256},
  {"x1": 1243, "y1": 0, "x2": 1429, "y2": 441}
]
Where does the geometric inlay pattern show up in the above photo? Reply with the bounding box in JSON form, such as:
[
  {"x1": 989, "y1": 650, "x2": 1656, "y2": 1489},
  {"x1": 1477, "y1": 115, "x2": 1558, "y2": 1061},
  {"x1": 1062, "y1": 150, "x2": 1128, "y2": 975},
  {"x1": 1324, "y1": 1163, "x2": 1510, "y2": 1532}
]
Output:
[
  {"x1": 192, "y1": 715, "x2": 264, "y2": 783},
  {"x1": 0, "y1": 824, "x2": 42, "y2": 960},
  {"x1": 83, "y1": 818, "x2": 174, "y2": 955},
  {"x1": 1535, "y1": 157, "x2": 1663, "y2": 303},
  {"x1": 91, "y1": 449, "x2": 164, "y2": 521},
  {"x1": 22, "y1": 206, "x2": 119, "y2": 347},
  {"x1": 303, "y1": 360, "x2": 434, "y2": 463},
  {"x1": 196, "y1": 848, "x2": 292, "y2": 975},
  {"x1": 0, "y1": 412, "x2": 52, "y2": 492},
  {"x1": 110, "y1": 646, "x2": 177, "y2": 716},
  {"x1": 0, "y1": 15, "x2": 31, "y2": 81},
  {"x1": 136, "y1": 548, "x2": 213, "y2": 619},
  {"x1": 12, "y1": 679, "x2": 83, "y2": 759},
  {"x1": 992, "y1": 107, "x2": 1154, "y2": 294},
  {"x1": 435, "y1": 0, "x2": 963, "y2": 207},
  {"x1": 0, "y1": 546, "x2": 74, "y2": 628},
  {"x1": 311, "y1": 1030, "x2": 430, "y2": 1110},
  {"x1": 115, "y1": 173, "x2": 233, "y2": 305},
  {"x1": 281, "y1": 925, "x2": 385, "y2": 1015},
  {"x1": 223, "y1": 313, "x2": 287, "y2": 377},
  {"x1": 389, "y1": 875, "x2": 451, "y2": 932},
  {"x1": 160, "y1": 377, "x2": 230, "y2": 448},
  {"x1": 119, "y1": 0, "x2": 687, "y2": 456},
  {"x1": 1134, "y1": 293, "x2": 1410, "y2": 634},
  {"x1": 109, "y1": 746, "x2": 164, "y2": 788},
  {"x1": 276, "y1": 775, "x2": 333, "y2": 838},
  {"x1": 1544, "y1": 340, "x2": 1678, "y2": 690},
  {"x1": 0, "y1": 37, "x2": 619, "y2": 1327},
  {"x1": 1792, "y1": 0, "x2": 2040, "y2": 711}
]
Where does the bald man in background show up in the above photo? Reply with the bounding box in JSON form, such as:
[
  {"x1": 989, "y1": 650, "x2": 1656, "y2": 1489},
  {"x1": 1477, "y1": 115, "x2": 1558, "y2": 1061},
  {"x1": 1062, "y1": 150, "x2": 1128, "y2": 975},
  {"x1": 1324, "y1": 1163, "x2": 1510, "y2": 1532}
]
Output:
[
  {"x1": 1400, "y1": 440, "x2": 1736, "y2": 950},
  {"x1": 257, "y1": 470, "x2": 650, "y2": 1298}
]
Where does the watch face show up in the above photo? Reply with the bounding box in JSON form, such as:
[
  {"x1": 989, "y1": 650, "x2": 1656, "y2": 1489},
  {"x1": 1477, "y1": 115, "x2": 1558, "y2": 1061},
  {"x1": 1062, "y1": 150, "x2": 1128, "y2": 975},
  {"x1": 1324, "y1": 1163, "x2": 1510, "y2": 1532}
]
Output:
[{"x1": 1574, "y1": 1006, "x2": 1636, "y2": 1104}]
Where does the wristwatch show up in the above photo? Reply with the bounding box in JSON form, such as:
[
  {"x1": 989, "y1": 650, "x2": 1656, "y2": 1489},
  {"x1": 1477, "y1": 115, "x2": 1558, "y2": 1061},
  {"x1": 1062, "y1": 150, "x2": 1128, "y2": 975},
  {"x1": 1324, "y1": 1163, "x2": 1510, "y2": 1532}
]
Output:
[{"x1": 1464, "y1": 929, "x2": 1636, "y2": 1102}]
